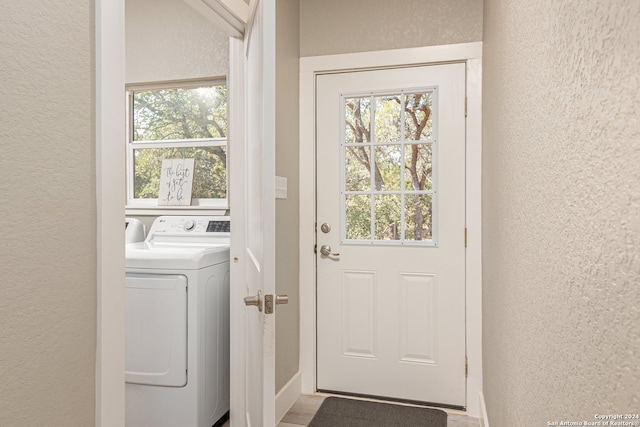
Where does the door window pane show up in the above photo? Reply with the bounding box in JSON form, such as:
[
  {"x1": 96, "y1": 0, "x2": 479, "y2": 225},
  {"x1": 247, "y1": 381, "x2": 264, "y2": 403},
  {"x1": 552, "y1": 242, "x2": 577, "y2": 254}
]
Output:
[
  {"x1": 404, "y1": 92, "x2": 433, "y2": 141},
  {"x1": 374, "y1": 194, "x2": 401, "y2": 240},
  {"x1": 345, "y1": 195, "x2": 372, "y2": 240},
  {"x1": 345, "y1": 97, "x2": 371, "y2": 144},
  {"x1": 374, "y1": 96, "x2": 401, "y2": 142},
  {"x1": 404, "y1": 144, "x2": 433, "y2": 191},
  {"x1": 405, "y1": 194, "x2": 433, "y2": 241},
  {"x1": 345, "y1": 147, "x2": 372, "y2": 192},
  {"x1": 374, "y1": 145, "x2": 402, "y2": 191}
]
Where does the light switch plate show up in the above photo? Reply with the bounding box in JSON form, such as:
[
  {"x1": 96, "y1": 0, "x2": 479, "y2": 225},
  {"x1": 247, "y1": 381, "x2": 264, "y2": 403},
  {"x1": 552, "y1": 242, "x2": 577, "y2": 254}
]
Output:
[{"x1": 275, "y1": 176, "x2": 287, "y2": 199}]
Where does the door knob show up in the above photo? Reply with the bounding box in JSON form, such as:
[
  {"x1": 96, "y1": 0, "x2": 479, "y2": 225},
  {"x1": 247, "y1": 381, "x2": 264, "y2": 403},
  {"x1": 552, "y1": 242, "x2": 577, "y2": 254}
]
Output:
[
  {"x1": 264, "y1": 294, "x2": 288, "y2": 314},
  {"x1": 320, "y1": 245, "x2": 340, "y2": 257},
  {"x1": 244, "y1": 290, "x2": 263, "y2": 312}
]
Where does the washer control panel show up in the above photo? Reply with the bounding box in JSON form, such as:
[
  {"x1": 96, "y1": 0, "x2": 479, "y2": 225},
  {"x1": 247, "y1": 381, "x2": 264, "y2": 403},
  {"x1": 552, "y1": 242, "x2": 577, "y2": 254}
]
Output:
[
  {"x1": 146, "y1": 216, "x2": 230, "y2": 240},
  {"x1": 206, "y1": 220, "x2": 231, "y2": 233}
]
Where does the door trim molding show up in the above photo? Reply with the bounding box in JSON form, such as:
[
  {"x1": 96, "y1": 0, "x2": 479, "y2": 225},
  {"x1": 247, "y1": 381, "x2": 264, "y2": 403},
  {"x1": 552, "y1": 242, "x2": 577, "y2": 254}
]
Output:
[
  {"x1": 228, "y1": 36, "x2": 247, "y2": 427},
  {"x1": 298, "y1": 42, "x2": 483, "y2": 416},
  {"x1": 95, "y1": 1, "x2": 126, "y2": 425}
]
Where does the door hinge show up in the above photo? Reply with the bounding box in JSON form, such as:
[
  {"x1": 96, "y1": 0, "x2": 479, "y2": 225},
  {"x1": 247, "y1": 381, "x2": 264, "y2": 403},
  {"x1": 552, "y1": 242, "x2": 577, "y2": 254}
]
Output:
[
  {"x1": 464, "y1": 228, "x2": 468, "y2": 248},
  {"x1": 465, "y1": 97, "x2": 468, "y2": 117},
  {"x1": 465, "y1": 356, "x2": 468, "y2": 378}
]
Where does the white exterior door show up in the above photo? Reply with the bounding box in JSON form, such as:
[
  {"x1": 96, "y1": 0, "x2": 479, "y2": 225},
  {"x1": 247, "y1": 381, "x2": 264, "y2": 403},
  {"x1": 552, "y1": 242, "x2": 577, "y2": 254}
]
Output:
[
  {"x1": 316, "y1": 63, "x2": 466, "y2": 406},
  {"x1": 242, "y1": 0, "x2": 276, "y2": 426}
]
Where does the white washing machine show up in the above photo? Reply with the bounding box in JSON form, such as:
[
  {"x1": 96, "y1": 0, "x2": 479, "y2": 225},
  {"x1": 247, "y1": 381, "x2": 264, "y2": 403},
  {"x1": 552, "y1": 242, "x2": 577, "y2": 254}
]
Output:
[{"x1": 125, "y1": 216, "x2": 230, "y2": 427}]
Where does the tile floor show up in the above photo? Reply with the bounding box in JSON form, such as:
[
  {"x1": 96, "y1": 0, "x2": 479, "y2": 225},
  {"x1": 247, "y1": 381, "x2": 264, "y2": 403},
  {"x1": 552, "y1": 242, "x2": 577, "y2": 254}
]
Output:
[{"x1": 222, "y1": 394, "x2": 480, "y2": 427}]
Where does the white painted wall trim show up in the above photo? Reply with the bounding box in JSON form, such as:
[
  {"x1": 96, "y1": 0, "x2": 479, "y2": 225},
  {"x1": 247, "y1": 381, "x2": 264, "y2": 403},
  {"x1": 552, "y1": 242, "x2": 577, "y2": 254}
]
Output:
[
  {"x1": 299, "y1": 41, "x2": 483, "y2": 416},
  {"x1": 275, "y1": 371, "x2": 302, "y2": 423},
  {"x1": 95, "y1": 1, "x2": 126, "y2": 426},
  {"x1": 300, "y1": 42, "x2": 482, "y2": 75},
  {"x1": 465, "y1": 56, "x2": 483, "y2": 417},
  {"x1": 479, "y1": 392, "x2": 490, "y2": 427},
  {"x1": 184, "y1": 0, "x2": 249, "y2": 38}
]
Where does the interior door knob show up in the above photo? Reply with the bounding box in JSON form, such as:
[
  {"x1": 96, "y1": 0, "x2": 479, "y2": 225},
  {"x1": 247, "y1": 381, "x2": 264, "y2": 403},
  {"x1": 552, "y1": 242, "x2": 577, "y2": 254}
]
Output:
[
  {"x1": 244, "y1": 290, "x2": 263, "y2": 312},
  {"x1": 264, "y1": 294, "x2": 288, "y2": 314}
]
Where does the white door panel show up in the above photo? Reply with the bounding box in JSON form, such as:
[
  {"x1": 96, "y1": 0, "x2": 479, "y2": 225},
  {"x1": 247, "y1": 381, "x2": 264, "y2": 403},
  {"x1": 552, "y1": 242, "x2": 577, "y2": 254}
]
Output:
[
  {"x1": 243, "y1": 0, "x2": 276, "y2": 426},
  {"x1": 316, "y1": 63, "x2": 466, "y2": 406}
]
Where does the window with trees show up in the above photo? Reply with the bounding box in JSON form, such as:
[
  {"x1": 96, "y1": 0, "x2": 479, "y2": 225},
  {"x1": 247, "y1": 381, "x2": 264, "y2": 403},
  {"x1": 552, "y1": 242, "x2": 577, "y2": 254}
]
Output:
[
  {"x1": 342, "y1": 88, "x2": 437, "y2": 245},
  {"x1": 126, "y1": 79, "x2": 228, "y2": 208}
]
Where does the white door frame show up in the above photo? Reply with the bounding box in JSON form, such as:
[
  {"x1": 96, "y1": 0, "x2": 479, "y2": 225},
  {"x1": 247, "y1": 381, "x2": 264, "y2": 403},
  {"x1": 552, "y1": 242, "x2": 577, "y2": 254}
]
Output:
[
  {"x1": 299, "y1": 42, "x2": 483, "y2": 416},
  {"x1": 95, "y1": 1, "x2": 126, "y2": 425},
  {"x1": 228, "y1": 35, "x2": 247, "y2": 427},
  {"x1": 95, "y1": 2, "x2": 249, "y2": 425}
]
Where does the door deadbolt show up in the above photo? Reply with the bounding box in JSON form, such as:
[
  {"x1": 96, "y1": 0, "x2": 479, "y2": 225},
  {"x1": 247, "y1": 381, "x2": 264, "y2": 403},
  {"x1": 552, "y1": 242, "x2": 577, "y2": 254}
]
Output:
[{"x1": 320, "y1": 223, "x2": 331, "y2": 233}]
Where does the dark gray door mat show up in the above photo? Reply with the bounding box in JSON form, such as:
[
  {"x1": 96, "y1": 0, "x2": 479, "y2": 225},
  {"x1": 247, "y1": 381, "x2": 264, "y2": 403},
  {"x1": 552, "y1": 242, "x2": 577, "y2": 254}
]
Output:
[{"x1": 307, "y1": 397, "x2": 447, "y2": 427}]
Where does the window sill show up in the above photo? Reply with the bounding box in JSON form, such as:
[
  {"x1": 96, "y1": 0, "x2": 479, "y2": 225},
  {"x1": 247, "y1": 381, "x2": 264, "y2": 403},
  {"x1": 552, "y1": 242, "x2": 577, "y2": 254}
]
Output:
[{"x1": 125, "y1": 205, "x2": 229, "y2": 217}]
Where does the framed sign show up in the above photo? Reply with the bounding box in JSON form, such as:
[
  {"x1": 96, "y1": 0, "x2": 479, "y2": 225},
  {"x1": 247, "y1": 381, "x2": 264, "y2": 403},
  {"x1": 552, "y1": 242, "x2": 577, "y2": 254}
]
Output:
[{"x1": 158, "y1": 158, "x2": 195, "y2": 206}]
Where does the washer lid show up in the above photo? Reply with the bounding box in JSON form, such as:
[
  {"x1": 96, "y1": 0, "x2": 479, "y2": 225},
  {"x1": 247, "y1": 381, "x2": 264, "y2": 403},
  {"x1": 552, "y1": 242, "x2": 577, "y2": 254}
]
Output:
[{"x1": 126, "y1": 243, "x2": 230, "y2": 270}]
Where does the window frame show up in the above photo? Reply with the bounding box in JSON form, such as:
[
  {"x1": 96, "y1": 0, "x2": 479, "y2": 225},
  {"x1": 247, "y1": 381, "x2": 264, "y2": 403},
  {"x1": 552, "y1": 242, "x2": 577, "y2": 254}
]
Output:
[
  {"x1": 339, "y1": 86, "x2": 439, "y2": 246},
  {"x1": 125, "y1": 78, "x2": 229, "y2": 213}
]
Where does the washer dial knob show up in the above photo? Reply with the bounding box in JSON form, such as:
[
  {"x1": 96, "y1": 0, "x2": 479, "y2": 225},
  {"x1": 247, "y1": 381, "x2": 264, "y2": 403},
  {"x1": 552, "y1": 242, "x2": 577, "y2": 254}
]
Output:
[{"x1": 184, "y1": 219, "x2": 196, "y2": 231}]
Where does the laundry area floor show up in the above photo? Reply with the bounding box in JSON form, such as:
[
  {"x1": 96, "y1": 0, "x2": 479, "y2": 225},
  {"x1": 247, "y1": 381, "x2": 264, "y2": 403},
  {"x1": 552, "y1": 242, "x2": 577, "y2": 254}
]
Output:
[{"x1": 221, "y1": 394, "x2": 480, "y2": 427}]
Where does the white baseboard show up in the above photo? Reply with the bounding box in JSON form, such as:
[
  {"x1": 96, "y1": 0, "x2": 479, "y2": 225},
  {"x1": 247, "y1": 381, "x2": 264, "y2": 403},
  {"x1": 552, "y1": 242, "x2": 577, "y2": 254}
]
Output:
[
  {"x1": 479, "y1": 392, "x2": 490, "y2": 427},
  {"x1": 275, "y1": 371, "x2": 302, "y2": 423}
]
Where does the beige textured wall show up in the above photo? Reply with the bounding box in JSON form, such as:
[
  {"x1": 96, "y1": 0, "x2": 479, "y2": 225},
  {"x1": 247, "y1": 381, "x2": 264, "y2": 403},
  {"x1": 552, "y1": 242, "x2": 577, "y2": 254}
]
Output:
[
  {"x1": 126, "y1": 0, "x2": 229, "y2": 84},
  {"x1": 275, "y1": 0, "x2": 300, "y2": 393},
  {"x1": 482, "y1": 1, "x2": 640, "y2": 425},
  {"x1": 0, "y1": 2, "x2": 96, "y2": 426},
  {"x1": 300, "y1": 0, "x2": 482, "y2": 56}
]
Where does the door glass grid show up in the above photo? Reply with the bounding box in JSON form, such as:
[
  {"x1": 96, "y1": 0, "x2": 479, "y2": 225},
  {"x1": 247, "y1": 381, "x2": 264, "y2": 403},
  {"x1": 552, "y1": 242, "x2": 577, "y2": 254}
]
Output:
[{"x1": 342, "y1": 89, "x2": 437, "y2": 245}]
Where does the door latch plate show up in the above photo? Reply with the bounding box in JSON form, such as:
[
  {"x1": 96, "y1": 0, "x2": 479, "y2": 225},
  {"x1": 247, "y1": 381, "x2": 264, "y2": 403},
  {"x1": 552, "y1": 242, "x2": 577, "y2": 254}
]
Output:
[{"x1": 265, "y1": 294, "x2": 274, "y2": 314}]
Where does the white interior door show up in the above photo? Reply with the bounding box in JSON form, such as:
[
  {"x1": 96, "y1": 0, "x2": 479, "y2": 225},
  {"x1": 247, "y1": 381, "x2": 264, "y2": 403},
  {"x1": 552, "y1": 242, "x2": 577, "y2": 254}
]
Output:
[
  {"x1": 242, "y1": 0, "x2": 276, "y2": 426},
  {"x1": 316, "y1": 63, "x2": 466, "y2": 407}
]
